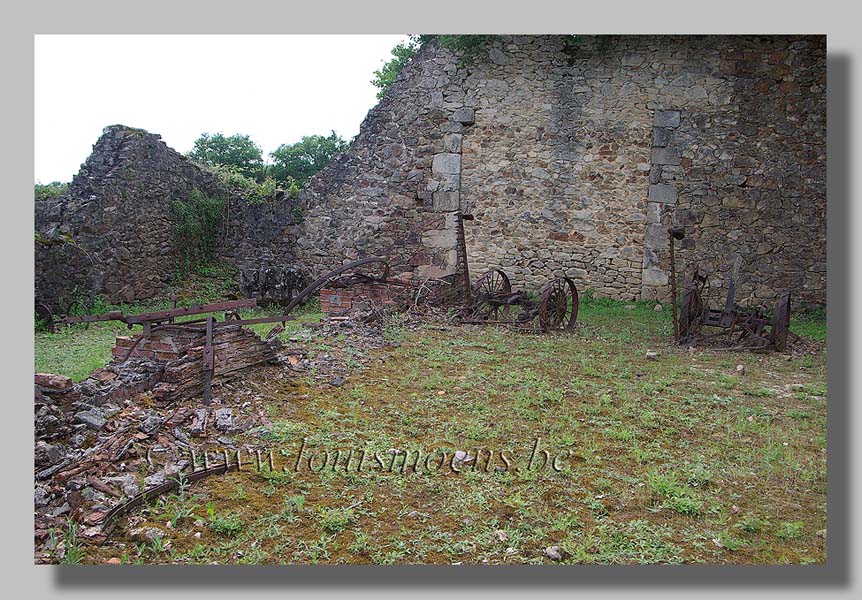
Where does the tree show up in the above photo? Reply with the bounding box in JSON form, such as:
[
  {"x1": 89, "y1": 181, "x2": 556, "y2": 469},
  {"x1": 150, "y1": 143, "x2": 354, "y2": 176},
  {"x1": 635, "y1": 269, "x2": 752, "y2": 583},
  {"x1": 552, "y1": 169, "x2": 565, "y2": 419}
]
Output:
[
  {"x1": 187, "y1": 133, "x2": 264, "y2": 180},
  {"x1": 371, "y1": 37, "x2": 420, "y2": 99},
  {"x1": 34, "y1": 181, "x2": 68, "y2": 201},
  {"x1": 269, "y1": 131, "x2": 349, "y2": 187}
]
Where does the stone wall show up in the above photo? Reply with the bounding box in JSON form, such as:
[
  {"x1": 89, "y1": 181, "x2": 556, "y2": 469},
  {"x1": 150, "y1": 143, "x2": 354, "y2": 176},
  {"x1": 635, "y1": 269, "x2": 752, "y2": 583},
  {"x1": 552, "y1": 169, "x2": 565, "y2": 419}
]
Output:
[
  {"x1": 293, "y1": 41, "x2": 474, "y2": 289},
  {"x1": 35, "y1": 125, "x2": 301, "y2": 312},
  {"x1": 458, "y1": 35, "x2": 825, "y2": 306},
  {"x1": 291, "y1": 35, "x2": 825, "y2": 307},
  {"x1": 36, "y1": 36, "x2": 826, "y2": 313}
]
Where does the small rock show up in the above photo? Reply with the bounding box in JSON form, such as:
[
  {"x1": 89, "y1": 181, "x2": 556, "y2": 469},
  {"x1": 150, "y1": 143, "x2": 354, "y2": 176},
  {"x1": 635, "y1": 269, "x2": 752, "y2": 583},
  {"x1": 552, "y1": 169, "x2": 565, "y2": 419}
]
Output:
[
  {"x1": 130, "y1": 526, "x2": 165, "y2": 543},
  {"x1": 505, "y1": 547, "x2": 515, "y2": 555},
  {"x1": 193, "y1": 532, "x2": 201, "y2": 539},
  {"x1": 190, "y1": 408, "x2": 208, "y2": 437},
  {"x1": 624, "y1": 304, "x2": 636, "y2": 310},
  {"x1": 329, "y1": 376, "x2": 345, "y2": 387},
  {"x1": 144, "y1": 472, "x2": 166, "y2": 487},
  {"x1": 645, "y1": 350, "x2": 659, "y2": 360},
  {"x1": 35, "y1": 373, "x2": 73, "y2": 390},
  {"x1": 106, "y1": 557, "x2": 122, "y2": 565},
  {"x1": 544, "y1": 545, "x2": 563, "y2": 561},
  {"x1": 653, "y1": 304, "x2": 663, "y2": 312},
  {"x1": 736, "y1": 364, "x2": 746, "y2": 375},
  {"x1": 817, "y1": 528, "x2": 827, "y2": 538},
  {"x1": 138, "y1": 414, "x2": 164, "y2": 435},
  {"x1": 452, "y1": 450, "x2": 474, "y2": 465},
  {"x1": 34, "y1": 486, "x2": 51, "y2": 507},
  {"x1": 74, "y1": 410, "x2": 106, "y2": 431},
  {"x1": 214, "y1": 408, "x2": 233, "y2": 432}
]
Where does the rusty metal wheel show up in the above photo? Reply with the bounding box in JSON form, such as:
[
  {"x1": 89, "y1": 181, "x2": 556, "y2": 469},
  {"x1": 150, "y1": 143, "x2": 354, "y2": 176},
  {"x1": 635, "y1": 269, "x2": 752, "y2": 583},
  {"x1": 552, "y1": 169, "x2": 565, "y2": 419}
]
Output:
[
  {"x1": 35, "y1": 303, "x2": 55, "y2": 333},
  {"x1": 471, "y1": 269, "x2": 512, "y2": 322},
  {"x1": 770, "y1": 291, "x2": 791, "y2": 351},
  {"x1": 678, "y1": 283, "x2": 703, "y2": 340},
  {"x1": 538, "y1": 277, "x2": 579, "y2": 332}
]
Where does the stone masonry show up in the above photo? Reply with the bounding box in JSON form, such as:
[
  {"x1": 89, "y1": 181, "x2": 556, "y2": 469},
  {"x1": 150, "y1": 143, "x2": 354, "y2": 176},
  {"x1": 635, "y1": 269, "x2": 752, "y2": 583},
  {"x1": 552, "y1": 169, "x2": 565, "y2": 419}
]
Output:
[
  {"x1": 35, "y1": 126, "x2": 300, "y2": 312},
  {"x1": 35, "y1": 36, "x2": 826, "y2": 311},
  {"x1": 292, "y1": 36, "x2": 825, "y2": 307}
]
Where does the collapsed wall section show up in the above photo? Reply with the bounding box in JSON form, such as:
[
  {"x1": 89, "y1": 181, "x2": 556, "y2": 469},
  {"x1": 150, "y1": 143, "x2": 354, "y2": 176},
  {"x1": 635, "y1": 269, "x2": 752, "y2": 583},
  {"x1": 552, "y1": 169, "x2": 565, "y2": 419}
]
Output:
[
  {"x1": 34, "y1": 125, "x2": 301, "y2": 312},
  {"x1": 293, "y1": 41, "x2": 473, "y2": 289}
]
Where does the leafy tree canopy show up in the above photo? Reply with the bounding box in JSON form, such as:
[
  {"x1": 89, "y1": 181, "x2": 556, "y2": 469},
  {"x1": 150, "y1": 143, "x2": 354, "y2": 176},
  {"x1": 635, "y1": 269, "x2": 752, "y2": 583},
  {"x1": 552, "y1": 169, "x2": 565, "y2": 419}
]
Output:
[
  {"x1": 187, "y1": 132, "x2": 264, "y2": 180},
  {"x1": 35, "y1": 181, "x2": 68, "y2": 201},
  {"x1": 269, "y1": 131, "x2": 349, "y2": 187},
  {"x1": 371, "y1": 37, "x2": 421, "y2": 99}
]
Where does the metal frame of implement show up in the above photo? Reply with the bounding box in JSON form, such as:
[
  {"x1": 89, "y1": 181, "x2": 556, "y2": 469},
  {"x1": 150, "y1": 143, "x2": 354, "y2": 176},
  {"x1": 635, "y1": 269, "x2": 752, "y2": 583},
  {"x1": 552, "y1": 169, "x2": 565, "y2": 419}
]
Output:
[{"x1": 55, "y1": 257, "x2": 393, "y2": 403}]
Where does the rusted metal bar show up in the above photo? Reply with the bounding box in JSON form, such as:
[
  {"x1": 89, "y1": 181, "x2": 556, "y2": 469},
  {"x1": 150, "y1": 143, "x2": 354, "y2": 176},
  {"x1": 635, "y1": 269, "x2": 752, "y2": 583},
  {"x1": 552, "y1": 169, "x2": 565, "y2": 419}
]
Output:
[
  {"x1": 668, "y1": 226, "x2": 685, "y2": 342},
  {"x1": 126, "y1": 299, "x2": 257, "y2": 325},
  {"x1": 99, "y1": 462, "x2": 238, "y2": 537},
  {"x1": 202, "y1": 316, "x2": 214, "y2": 405}
]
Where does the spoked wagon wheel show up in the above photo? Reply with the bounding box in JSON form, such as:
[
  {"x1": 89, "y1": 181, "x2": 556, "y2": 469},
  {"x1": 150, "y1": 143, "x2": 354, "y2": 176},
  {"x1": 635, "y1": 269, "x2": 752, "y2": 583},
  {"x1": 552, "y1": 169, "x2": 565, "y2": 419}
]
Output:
[
  {"x1": 769, "y1": 291, "x2": 791, "y2": 351},
  {"x1": 471, "y1": 269, "x2": 512, "y2": 322},
  {"x1": 678, "y1": 284, "x2": 703, "y2": 340},
  {"x1": 537, "y1": 277, "x2": 579, "y2": 332},
  {"x1": 35, "y1": 303, "x2": 55, "y2": 333}
]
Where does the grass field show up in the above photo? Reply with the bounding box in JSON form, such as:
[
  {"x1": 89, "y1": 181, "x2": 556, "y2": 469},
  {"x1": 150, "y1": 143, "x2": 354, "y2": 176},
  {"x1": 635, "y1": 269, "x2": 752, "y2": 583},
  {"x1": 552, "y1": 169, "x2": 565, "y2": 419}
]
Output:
[{"x1": 39, "y1": 294, "x2": 827, "y2": 565}]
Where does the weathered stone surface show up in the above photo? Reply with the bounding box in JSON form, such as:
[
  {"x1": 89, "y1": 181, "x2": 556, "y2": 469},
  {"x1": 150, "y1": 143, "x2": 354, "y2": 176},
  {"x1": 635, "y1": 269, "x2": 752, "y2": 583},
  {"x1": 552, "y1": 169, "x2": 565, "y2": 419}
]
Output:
[
  {"x1": 74, "y1": 410, "x2": 106, "y2": 431},
  {"x1": 37, "y1": 36, "x2": 826, "y2": 309},
  {"x1": 452, "y1": 107, "x2": 475, "y2": 125},
  {"x1": 652, "y1": 147, "x2": 680, "y2": 165},
  {"x1": 432, "y1": 153, "x2": 462, "y2": 175},
  {"x1": 649, "y1": 184, "x2": 678, "y2": 204},
  {"x1": 654, "y1": 110, "x2": 681, "y2": 128}
]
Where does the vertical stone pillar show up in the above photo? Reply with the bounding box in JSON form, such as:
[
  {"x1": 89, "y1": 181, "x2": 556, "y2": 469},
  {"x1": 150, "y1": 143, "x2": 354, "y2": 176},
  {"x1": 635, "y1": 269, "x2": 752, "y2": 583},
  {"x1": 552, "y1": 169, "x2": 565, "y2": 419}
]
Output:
[
  {"x1": 414, "y1": 107, "x2": 475, "y2": 280},
  {"x1": 641, "y1": 109, "x2": 681, "y2": 300}
]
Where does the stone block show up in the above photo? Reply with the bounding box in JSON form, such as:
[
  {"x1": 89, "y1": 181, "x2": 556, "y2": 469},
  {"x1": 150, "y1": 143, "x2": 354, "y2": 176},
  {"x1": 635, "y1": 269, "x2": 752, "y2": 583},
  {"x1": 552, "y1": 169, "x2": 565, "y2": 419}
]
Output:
[
  {"x1": 648, "y1": 184, "x2": 677, "y2": 204},
  {"x1": 452, "y1": 107, "x2": 475, "y2": 125},
  {"x1": 645, "y1": 224, "x2": 670, "y2": 250},
  {"x1": 443, "y1": 133, "x2": 463, "y2": 153},
  {"x1": 654, "y1": 110, "x2": 680, "y2": 128},
  {"x1": 652, "y1": 127, "x2": 671, "y2": 148},
  {"x1": 489, "y1": 48, "x2": 510, "y2": 65},
  {"x1": 642, "y1": 266, "x2": 669, "y2": 287},
  {"x1": 432, "y1": 191, "x2": 460, "y2": 211},
  {"x1": 432, "y1": 153, "x2": 461, "y2": 175},
  {"x1": 651, "y1": 147, "x2": 680, "y2": 165}
]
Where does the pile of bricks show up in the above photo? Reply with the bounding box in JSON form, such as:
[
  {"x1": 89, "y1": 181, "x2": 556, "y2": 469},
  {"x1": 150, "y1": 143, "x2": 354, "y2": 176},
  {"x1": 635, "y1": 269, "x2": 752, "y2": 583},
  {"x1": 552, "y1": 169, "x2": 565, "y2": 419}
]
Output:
[
  {"x1": 319, "y1": 282, "x2": 395, "y2": 318},
  {"x1": 106, "y1": 324, "x2": 281, "y2": 403},
  {"x1": 151, "y1": 325, "x2": 280, "y2": 402},
  {"x1": 112, "y1": 326, "x2": 205, "y2": 363}
]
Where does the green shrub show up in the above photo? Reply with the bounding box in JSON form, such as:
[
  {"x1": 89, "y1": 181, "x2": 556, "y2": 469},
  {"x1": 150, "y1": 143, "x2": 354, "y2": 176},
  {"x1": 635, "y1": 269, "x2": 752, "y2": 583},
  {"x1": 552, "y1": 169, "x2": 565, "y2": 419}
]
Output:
[{"x1": 172, "y1": 188, "x2": 225, "y2": 273}]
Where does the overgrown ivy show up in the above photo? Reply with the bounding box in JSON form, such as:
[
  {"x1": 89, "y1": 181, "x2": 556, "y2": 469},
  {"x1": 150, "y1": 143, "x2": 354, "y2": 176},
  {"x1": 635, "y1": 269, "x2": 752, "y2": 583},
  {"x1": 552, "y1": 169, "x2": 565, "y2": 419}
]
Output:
[
  {"x1": 208, "y1": 164, "x2": 298, "y2": 206},
  {"x1": 172, "y1": 188, "x2": 225, "y2": 273}
]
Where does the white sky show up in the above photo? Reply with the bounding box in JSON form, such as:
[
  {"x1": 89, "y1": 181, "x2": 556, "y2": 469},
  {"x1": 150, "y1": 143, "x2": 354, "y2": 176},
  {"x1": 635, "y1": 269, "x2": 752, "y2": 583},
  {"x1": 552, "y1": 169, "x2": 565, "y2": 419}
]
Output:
[{"x1": 34, "y1": 34, "x2": 410, "y2": 183}]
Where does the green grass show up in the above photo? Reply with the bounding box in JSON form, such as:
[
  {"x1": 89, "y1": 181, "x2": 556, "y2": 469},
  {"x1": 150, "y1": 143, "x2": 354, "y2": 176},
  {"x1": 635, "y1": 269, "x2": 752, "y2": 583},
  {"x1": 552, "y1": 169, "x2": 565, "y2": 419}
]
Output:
[
  {"x1": 39, "y1": 287, "x2": 827, "y2": 565},
  {"x1": 34, "y1": 269, "x2": 324, "y2": 381}
]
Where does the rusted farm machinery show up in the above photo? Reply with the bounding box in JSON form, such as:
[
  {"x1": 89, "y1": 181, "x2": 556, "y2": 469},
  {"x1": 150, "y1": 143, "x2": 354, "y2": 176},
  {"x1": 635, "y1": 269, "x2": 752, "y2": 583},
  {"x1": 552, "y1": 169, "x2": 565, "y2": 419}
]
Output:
[
  {"x1": 453, "y1": 213, "x2": 579, "y2": 333},
  {"x1": 676, "y1": 256, "x2": 792, "y2": 351},
  {"x1": 52, "y1": 257, "x2": 395, "y2": 403},
  {"x1": 460, "y1": 268, "x2": 579, "y2": 332}
]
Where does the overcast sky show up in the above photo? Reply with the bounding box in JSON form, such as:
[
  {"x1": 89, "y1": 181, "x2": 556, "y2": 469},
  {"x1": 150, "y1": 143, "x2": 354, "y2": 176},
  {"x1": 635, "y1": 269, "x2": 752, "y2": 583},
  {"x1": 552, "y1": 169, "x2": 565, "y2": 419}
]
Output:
[{"x1": 34, "y1": 34, "x2": 410, "y2": 183}]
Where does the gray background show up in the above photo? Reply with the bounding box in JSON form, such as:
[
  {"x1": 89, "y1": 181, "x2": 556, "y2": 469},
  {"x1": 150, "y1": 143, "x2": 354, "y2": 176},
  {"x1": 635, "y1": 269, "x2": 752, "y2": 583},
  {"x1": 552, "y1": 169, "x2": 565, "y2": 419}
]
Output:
[{"x1": 2, "y1": 0, "x2": 859, "y2": 597}]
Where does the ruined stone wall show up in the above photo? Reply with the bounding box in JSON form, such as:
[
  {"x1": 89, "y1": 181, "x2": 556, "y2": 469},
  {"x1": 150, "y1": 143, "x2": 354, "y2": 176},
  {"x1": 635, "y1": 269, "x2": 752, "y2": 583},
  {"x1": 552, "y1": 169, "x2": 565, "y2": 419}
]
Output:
[
  {"x1": 458, "y1": 35, "x2": 825, "y2": 306},
  {"x1": 293, "y1": 35, "x2": 825, "y2": 306},
  {"x1": 36, "y1": 36, "x2": 826, "y2": 312},
  {"x1": 294, "y1": 41, "x2": 473, "y2": 286},
  {"x1": 35, "y1": 126, "x2": 300, "y2": 312}
]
